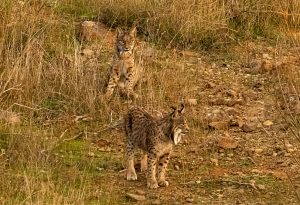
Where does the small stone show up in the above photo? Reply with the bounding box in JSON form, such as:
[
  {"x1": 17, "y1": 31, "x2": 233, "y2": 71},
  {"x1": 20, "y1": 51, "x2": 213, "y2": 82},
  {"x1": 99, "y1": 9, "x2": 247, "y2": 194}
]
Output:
[
  {"x1": 186, "y1": 197, "x2": 194, "y2": 203},
  {"x1": 209, "y1": 121, "x2": 229, "y2": 130},
  {"x1": 81, "y1": 48, "x2": 94, "y2": 56},
  {"x1": 206, "y1": 81, "x2": 216, "y2": 88},
  {"x1": 186, "y1": 98, "x2": 197, "y2": 106},
  {"x1": 218, "y1": 133, "x2": 238, "y2": 149},
  {"x1": 87, "y1": 152, "x2": 95, "y2": 157},
  {"x1": 210, "y1": 98, "x2": 226, "y2": 106},
  {"x1": 263, "y1": 120, "x2": 273, "y2": 126},
  {"x1": 210, "y1": 158, "x2": 219, "y2": 166},
  {"x1": 174, "y1": 165, "x2": 180, "y2": 170},
  {"x1": 96, "y1": 167, "x2": 104, "y2": 171},
  {"x1": 255, "y1": 148, "x2": 264, "y2": 154},
  {"x1": 126, "y1": 193, "x2": 146, "y2": 201},
  {"x1": 260, "y1": 60, "x2": 273, "y2": 72},
  {"x1": 80, "y1": 21, "x2": 106, "y2": 42},
  {"x1": 211, "y1": 62, "x2": 217, "y2": 69},
  {"x1": 226, "y1": 108, "x2": 239, "y2": 116},
  {"x1": 136, "y1": 190, "x2": 145, "y2": 195},
  {"x1": 241, "y1": 122, "x2": 256, "y2": 132},
  {"x1": 262, "y1": 53, "x2": 272, "y2": 60},
  {"x1": 151, "y1": 199, "x2": 161, "y2": 205},
  {"x1": 187, "y1": 56, "x2": 199, "y2": 64},
  {"x1": 0, "y1": 110, "x2": 21, "y2": 125},
  {"x1": 225, "y1": 89, "x2": 238, "y2": 98},
  {"x1": 257, "y1": 184, "x2": 266, "y2": 190}
]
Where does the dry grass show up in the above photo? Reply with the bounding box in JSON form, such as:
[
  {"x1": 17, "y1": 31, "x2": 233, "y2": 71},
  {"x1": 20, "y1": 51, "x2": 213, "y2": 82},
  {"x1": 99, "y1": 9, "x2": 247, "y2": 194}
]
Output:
[{"x1": 1, "y1": 0, "x2": 300, "y2": 203}]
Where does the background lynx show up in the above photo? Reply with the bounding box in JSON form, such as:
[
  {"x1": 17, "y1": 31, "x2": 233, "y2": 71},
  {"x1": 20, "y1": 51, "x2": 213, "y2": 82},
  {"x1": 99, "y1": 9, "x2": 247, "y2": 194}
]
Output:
[
  {"x1": 104, "y1": 27, "x2": 141, "y2": 99},
  {"x1": 124, "y1": 104, "x2": 189, "y2": 189}
]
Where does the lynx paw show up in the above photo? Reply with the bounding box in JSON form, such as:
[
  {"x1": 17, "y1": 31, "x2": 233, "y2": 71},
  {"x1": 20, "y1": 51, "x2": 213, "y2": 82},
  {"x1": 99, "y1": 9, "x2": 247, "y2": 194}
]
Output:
[
  {"x1": 158, "y1": 180, "x2": 169, "y2": 187},
  {"x1": 147, "y1": 180, "x2": 159, "y2": 189},
  {"x1": 126, "y1": 170, "x2": 137, "y2": 181}
]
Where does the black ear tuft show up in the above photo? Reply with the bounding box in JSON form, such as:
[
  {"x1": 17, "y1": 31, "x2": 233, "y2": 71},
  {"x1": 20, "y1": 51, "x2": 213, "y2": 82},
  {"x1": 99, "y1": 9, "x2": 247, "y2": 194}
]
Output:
[
  {"x1": 171, "y1": 106, "x2": 178, "y2": 118},
  {"x1": 179, "y1": 103, "x2": 185, "y2": 113}
]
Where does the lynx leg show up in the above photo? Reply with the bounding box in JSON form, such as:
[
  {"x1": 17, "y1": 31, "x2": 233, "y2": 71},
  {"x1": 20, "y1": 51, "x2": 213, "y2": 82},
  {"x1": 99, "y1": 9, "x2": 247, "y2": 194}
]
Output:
[
  {"x1": 126, "y1": 142, "x2": 137, "y2": 181},
  {"x1": 140, "y1": 153, "x2": 147, "y2": 172},
  {"x1": 157, "y1": 153, "x2": 170, "y2": 187},
  {"x1": 105, "y1": 67, "x2": 120, "y2": 99},
  {"x1": 124, "y1": 68, "x2": 138, "y2": 99},
  {"x1": 147, "y1": 152, "x2": 158, "y2": 189}
]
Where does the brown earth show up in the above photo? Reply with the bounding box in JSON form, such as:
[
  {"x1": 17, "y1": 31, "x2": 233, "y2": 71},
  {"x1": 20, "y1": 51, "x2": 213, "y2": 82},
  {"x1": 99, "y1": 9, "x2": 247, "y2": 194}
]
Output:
[{"x1": 75, "y1": 22, "x2": 300, "y2": 205}]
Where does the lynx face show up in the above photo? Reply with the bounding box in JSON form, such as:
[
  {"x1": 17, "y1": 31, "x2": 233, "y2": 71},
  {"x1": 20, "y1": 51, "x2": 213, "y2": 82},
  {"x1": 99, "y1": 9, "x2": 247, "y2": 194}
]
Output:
[
  {"x1": 116, "y1": 27, "x2": 136, "y2": 57},
  {"x1": 170, "y1": 104, "x2": 189, "y2": 145}
]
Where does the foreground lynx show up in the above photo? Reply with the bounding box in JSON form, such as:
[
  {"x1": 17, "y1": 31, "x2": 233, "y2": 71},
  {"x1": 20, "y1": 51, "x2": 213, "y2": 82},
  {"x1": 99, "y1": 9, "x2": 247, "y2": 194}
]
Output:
[
  {"x1": 104, "y1": 26, "x2": 141, "y2": 99},
  {"x1": 124, "y1": 104, "x2": 189, "y2": 189}
]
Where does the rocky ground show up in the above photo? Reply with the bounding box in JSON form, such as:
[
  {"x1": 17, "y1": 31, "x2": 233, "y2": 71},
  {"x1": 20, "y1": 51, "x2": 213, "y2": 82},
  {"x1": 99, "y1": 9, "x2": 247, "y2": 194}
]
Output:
[
  {"x1": 2, "y1": 21, "x2": 300, "y2": 204},
  {"x1": 74, "y1": 21, "x2": 300, "y2": 204}
]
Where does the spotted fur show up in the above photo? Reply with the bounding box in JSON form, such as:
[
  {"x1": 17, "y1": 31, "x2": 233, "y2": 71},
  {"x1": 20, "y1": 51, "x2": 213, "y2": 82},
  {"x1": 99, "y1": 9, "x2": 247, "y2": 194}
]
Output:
[
  {"x1": 104, "y1": 27, "x2": 141, "y2": 99},
  {"x1": 124, "y1": 104, "x2": 189, "y2": 189}
]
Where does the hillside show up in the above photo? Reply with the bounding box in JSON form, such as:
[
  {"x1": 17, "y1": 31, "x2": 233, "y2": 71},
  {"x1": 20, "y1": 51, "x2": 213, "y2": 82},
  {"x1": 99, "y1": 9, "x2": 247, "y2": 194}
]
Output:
[{"x1": 1, "y1": 1, "x2": 300, "y2": 204}]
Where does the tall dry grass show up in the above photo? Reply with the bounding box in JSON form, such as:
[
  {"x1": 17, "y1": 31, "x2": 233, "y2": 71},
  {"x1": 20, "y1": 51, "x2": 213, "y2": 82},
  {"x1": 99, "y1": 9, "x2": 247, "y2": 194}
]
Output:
[
  {"x1": 1, "y1": 0, "x2": 300, "y2": 203},
  {"x1": 1, "y1": 0, "x2": 300, "y2": 113}
]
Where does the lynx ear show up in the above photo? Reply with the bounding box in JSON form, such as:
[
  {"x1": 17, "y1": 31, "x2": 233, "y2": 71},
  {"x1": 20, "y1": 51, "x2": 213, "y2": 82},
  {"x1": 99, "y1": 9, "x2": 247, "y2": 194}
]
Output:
[
  {"x1": 179, "y1": 103, "x2": 185, "y2": 114},
  {"x1": 129, "y1": 27, "x2": 137, "y2": 38},
  {"x1": 116, "y1": 27, "x2": 124, "y2": 38},
  {"x1": 171, "y1": 106, "x2": 178, "y2": 118},
  {"x1": 171, "y1": 106, "x2": 177, "y2": 111}
]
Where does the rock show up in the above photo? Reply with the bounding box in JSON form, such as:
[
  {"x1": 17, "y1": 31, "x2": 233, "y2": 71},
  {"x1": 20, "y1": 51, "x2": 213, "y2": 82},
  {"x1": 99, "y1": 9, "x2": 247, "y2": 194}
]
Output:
[
  {"x1": 240, "y1": 122, "x2": 257, "y2": 132},
  {"x1": 81, "y1": 48, "x2": 94, "y2": 56},
  {"x1": 126, "y1": 193, "x2": 146, "y2": 201},
  {"x1": 229, "y1": 118, "x2": 239, "y2": 126},
  {"x1": 260, "y1": 60, "x2": 273, "y2": 72},
  {"x1": 79, "y1": 21, "x2": 114, "y2": 44},
  {"x1": 87, "y1": 152, "x2": 95, "y2": 157},
  {"x1": 226, "y1": 99, "x2": 244, "y2": 107},
  {"x1": 136, "y1": 190, "x2": 145, "y2": 195},
  {"x1": 174, "y1": 165, "x2": 180, "y2": 170},
  {"x1": 206, "y1": 81, "x2": 216, "y2": 88},
  {"x1": 263, "y1": 120, "x2": 273, "y2": 126},
  {"x1": 181, "y1": 50, "x2": 199, "y2": 57},
  {"x1": 186, "y1": 56, "x2": 199, "y2": 64},
  {"x1": 218, "y1": 133, "x2": 238, "y2": 149},
  {"x1": 210, "y1": 158, "x2": 219, "y2": 166},
  {"x1": 225, "y1": 89, "x2": 238, "y2": 98},
  {"x1": 211, "y1": 62, "x2": 217, "y2": 69},
  {"x1": 80, "y1": 21, "x2": 101, "y2": 41},
  {"x1": 210, "y1": 98, "x2": 226, "y2": 106},
  {"x1": 0, "y1": 110, "x2": 21, "y2": 125},
  {"x1": 255, "y1": 148, "x2": 264, "y2": 154},
  {"x1": 151, "y1": 199, "x2": 161, "y2": 205},
  {"x1": 186, "y1": 98, "x2": 197, "y2": 106},
  {"x1": 225, "y1": 108, "x2": 239, "y2": 116},
  {"x1": 262, "y1": 53, "x2": 272, "y2": 60},
  {"x1": 209, "y1": 121, "x2": 229, "y2": 130},
  {"x1": 186, "y1": 197, "x2": 194, "y2": 203}
]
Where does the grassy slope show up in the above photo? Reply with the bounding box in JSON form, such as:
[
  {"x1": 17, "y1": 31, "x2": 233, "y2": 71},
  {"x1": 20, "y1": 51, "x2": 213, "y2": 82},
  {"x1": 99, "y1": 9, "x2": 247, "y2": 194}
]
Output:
[{"x1": 0, "y1": 0, "x2": 300, "y2": 204}]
